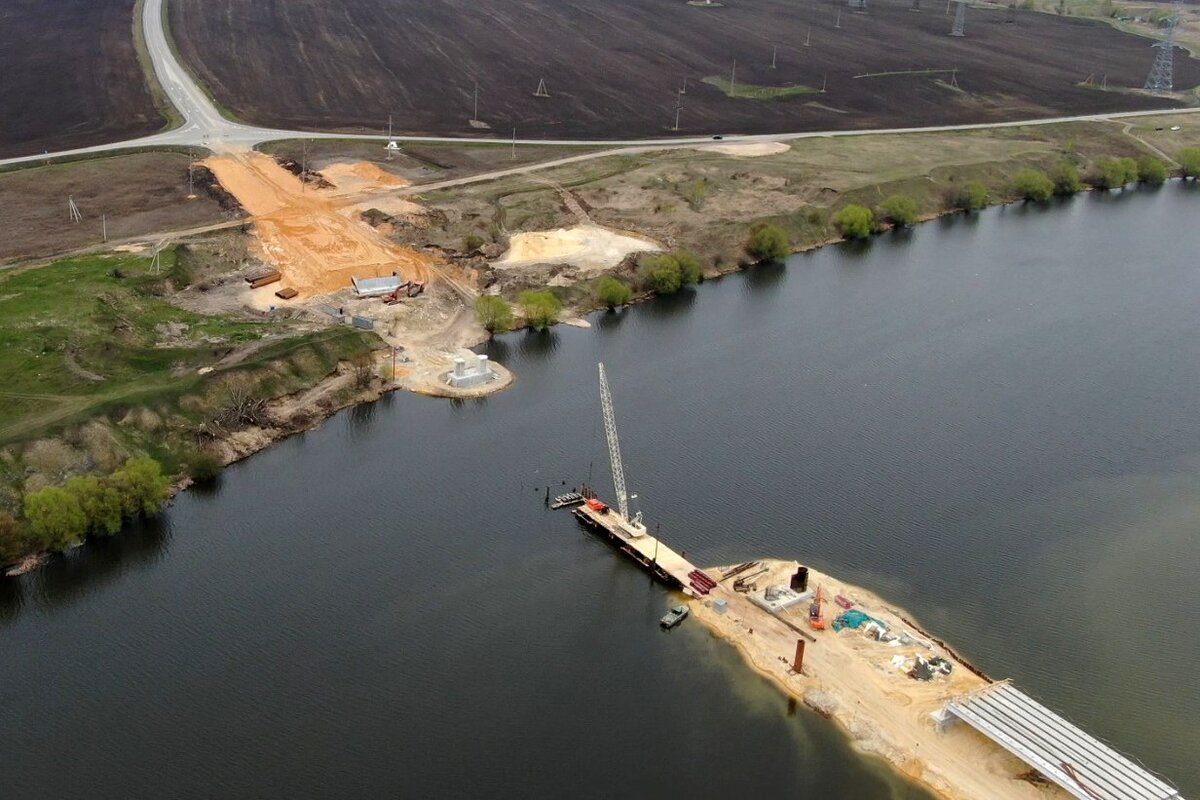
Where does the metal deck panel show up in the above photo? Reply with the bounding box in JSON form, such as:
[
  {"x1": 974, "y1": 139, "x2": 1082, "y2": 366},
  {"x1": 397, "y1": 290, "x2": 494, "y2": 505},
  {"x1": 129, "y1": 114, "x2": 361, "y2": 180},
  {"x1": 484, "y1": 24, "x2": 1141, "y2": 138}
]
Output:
[{"x1": 946, "y1": 682, "x2": 1181, "y2": 800}]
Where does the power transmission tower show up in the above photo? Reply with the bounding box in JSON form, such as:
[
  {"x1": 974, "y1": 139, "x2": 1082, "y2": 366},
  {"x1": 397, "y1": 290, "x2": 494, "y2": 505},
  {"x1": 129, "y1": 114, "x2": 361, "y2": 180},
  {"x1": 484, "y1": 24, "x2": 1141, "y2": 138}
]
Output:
[
  {"x1": 187, "y1": 150, "x2": 196, "y2": 198},
  {"x1": 730, "y1": 59, "x2": 737, "y2": 95},
  {"x1": 1144, "y1": 3, "x2": 1180, "y2": 92},
  {"x1": 300, "y1": 140, "x2": 308, "y2": 193},
  {"x1": 911, "y1": 0, "x2": 921, "y2": 11},
  {"x1": 68, "y1": 195, "x2": 82, "y2": 223},
  {"x1": 473, "y1": 81, "x2": 480, "y2": 122},
  {"x1": 771, "y1": 45, "x2": 777, "y2": 69},
  {"x1": 805, "y1": 26, "x2": 812, "y2": 45},
  {"x1": 533, "y1": 78, "x2": 550, "y2": 98},
  {"x1": 950, "y1": 0, "x2": 966, "y2": 35},
  {"x1": 835, "y1": 9, "x2": 842, "y2": 27},
  {"x1": 673, "y1": 94, "x2": 683, "y2": 130}
]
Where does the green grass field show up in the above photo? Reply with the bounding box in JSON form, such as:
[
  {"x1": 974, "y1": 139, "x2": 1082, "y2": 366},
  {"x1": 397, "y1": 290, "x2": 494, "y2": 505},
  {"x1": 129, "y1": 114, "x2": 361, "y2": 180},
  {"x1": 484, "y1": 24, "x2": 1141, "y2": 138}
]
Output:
[{"x1": 0, "y1": 250, "x2": 371, "y2": 446}]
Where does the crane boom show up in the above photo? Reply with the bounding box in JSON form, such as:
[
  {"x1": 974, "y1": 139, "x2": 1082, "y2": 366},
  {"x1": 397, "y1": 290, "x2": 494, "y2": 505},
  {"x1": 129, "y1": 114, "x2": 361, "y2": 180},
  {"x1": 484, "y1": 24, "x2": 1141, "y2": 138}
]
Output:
[{"x1": 597, "y1": 363, "x2": 630, "y2": 522}]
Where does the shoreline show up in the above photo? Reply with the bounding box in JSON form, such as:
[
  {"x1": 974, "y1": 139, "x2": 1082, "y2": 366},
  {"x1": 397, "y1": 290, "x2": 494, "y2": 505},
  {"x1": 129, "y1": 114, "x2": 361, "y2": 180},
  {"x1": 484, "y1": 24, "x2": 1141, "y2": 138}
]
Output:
[{"x1": 686, "y1": 559, "x2": 1068, "y2": 800}]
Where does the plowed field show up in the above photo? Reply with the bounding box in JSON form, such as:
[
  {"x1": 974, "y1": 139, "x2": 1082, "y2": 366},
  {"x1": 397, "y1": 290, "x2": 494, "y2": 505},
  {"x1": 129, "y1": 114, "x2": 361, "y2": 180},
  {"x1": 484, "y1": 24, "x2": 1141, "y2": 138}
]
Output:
[
  {"x1": 0, "y1": 0, "x2": 164, "y2": 158},
  {"x1": 169, "y1": 0, "x2": 1200, "y2": 139}
]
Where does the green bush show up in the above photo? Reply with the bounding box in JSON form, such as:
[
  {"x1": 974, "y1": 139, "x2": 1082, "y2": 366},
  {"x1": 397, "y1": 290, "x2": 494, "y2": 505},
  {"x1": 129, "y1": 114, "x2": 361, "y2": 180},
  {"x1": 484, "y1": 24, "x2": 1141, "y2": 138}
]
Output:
[
  {"x1": 475, "y1": 295, "x2": 514, "y2": 335},
  {"x1": 833, "y1": 205, "x2": 875, "y2": 239},
  {"x1": 674, "y1": 250, "x2": 703, "y2": 285},
  {"x1": 1013, "y1": 169, "x2": 1055, "y2": 202},
  {"x1": 24, "y1": 486, "x2": 87, "y2": 552},
  {"x1": 0, "y1": 513, "x2": 29, "y2": 564},
  {"x1": 640, "y1": 255, "x2": 683, "y2": 294},
  {"x1": 518, "y1": 290, "x2": 562, "y2": 329},
  {"x1": 1091, "y1": 157, "x2": 1138, "y2": 189},
  {"x1": 186, "y1": 449, "x2": 225, "y2": 484},
  {"x1": 946, "y1": 181, "x2": 989, "y2": 212},
  {"x1": 1179, "y1": 147, "x2": 1200, "y2": 179},
  {"x1": 463, "y1": 234, "x2": 485, "y2": 252},
  {"x1": 64, "y1": 474, "x2": 123, "y2": 536},
  {"x1": 1050, "y1": 162, "x2": 1083, "y2": 195},
  {"x1": 1137, "y1": 156, "x2": 1168, "y2": 185},
  {"x1": 109, "y1": 457, "x2": 171, "y2": 518},
  {"x1": 880, "y1": 195, "x2": 919, "y2": 226},
  {"x1": 595, "y1": 276, "x2": 633, "y2": 309},
  {"x1": 746, "y1": 223, "x2": 791, "y2": 262}
]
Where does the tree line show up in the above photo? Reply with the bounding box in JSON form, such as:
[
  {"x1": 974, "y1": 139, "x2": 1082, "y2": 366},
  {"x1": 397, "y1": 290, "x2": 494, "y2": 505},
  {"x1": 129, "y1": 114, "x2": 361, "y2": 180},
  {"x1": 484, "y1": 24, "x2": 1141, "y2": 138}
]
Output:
[{"x1": 0, "y1": 457, "x2": 171, "y2": 562}]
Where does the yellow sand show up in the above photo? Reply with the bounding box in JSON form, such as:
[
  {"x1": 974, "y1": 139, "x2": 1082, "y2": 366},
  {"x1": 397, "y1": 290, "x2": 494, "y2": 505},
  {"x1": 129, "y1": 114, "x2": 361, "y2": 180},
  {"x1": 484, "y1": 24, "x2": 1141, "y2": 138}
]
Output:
[
  {"x1": 495, "y1": 224, "x2": 660, "y2": 270},
  {"x1": 689, "y1": 560, "x2": 1072, "y2": 800},
  {"x1": 697, "y1": 142, "x2": 791, "y2": 157},
  {"x1": 319, "y1": 161, "x2": 410, "y2": 195}
]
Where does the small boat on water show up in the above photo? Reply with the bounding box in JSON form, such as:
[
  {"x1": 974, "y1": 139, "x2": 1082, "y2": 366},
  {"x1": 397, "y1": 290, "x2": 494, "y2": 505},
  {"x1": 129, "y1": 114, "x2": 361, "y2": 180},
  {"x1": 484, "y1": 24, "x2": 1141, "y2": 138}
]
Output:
[{"x1": 660, "y1": 605, "x2": 689, "y2": 629}]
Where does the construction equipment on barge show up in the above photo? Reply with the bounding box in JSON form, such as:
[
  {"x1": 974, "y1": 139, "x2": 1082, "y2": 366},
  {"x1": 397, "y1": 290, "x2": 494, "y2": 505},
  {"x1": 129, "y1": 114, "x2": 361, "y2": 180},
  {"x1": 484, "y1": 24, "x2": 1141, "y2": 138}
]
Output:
[{"x1": 573, "y1": 363, "x2": 702, "y2": 593}]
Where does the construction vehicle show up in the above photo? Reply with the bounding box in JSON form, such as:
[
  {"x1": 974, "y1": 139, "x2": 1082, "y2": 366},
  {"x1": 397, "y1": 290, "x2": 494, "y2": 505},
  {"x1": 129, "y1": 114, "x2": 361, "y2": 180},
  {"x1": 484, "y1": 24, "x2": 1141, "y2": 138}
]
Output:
[
  {"x1": 808, "y1": 584, "x2": 827, "y2": 630},
  {"x1": 406, "y1": 280, "x2": 426, "y2": 298},
  {"x1": 381, "y1": 282, "x2": 410, "y2": 305}
]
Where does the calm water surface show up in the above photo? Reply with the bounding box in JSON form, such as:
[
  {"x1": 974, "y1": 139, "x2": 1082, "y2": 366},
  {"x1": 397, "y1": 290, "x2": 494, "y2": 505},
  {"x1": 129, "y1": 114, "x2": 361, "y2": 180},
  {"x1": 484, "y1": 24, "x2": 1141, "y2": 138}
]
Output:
[{"x1": 3, "y1": 185, "x2": 1199, "y2": 798}]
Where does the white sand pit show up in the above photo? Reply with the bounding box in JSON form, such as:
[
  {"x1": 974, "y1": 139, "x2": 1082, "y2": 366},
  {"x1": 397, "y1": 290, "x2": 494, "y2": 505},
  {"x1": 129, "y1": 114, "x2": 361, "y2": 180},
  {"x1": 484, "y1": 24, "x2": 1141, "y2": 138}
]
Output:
[
  {"x1": 495, "y1": 224, "x2": 660, "y2": 270},
  {"x1": 319, "y1": 161, "x2": 410, "y2": 195},
  {"x1": 697, "y1": 141, "x2": 790, "y2": 157}
]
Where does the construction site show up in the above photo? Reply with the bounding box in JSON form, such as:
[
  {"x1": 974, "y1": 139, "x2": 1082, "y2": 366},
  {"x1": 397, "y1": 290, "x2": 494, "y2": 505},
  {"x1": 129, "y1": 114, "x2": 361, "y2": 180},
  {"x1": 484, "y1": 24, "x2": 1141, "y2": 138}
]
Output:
[{"x1": 561, "y1": 363, "x2": 1184, "y2": 800}]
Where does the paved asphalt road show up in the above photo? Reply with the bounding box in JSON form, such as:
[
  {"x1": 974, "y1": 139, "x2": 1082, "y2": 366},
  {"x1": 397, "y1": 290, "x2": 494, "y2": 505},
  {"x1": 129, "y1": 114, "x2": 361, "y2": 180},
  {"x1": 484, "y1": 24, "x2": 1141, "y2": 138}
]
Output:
[{"x1": 0, "y1": 0, "x2": 1196, "y2": 170}]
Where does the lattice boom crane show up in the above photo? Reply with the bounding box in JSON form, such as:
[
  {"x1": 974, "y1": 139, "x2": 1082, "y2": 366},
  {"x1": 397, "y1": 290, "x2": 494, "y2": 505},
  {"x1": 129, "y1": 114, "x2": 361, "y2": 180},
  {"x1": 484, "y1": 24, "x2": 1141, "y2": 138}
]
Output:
[{"x1": 597, "y1": 363, "x2": 645, "y2": 536}]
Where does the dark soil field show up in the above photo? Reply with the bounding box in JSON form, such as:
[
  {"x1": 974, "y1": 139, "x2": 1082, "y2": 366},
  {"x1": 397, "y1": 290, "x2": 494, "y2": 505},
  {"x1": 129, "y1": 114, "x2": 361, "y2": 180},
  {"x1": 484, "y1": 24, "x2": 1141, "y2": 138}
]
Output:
[
  {"x1": 170, "y1": 0, "x2": 1200, "y2": 139},
  {"x1": 0, "y1": 152, "x2": 234, "y2": 263},
  {"x1": 0, "y1": 0, "x2": 165, "y2": 158}
]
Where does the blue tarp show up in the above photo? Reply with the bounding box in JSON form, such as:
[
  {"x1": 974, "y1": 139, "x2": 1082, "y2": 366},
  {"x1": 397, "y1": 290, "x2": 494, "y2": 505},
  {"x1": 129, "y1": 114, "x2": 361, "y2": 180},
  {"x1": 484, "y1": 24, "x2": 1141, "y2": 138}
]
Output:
[{"x1": 831, "y1": 609, "x2": 887, "y2": 632}]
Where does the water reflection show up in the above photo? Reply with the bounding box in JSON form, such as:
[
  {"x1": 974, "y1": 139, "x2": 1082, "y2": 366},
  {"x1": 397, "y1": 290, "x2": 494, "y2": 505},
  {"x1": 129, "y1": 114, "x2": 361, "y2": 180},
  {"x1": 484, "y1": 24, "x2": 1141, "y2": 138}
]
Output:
[
  {"x1": 743, "y1": 260, "x2": 788, "y2": 291},
  {"x1": 516, "y1": 328, "x2": 559, "y2": 360},
  {"x1": 26, "y1": 516, "x2": 170, "y2": 611},
  {"x1": 593, "y1": 306, "x2": 630, "y2": 331},
  {"x1": 347, "y1": 398, "x2": 378, "y2": 437},
  {"x1": 0, "y1": 576, "x2": 25, "y2": 626},
  {"x1": 642, "y1": 287, "x2": 697, "y2": 319}
]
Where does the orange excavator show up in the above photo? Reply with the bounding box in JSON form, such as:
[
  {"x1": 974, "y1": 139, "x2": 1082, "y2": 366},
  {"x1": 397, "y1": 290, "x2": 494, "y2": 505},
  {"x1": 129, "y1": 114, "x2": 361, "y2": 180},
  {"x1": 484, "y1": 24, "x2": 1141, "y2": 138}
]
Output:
[{"x1": 808, "y1": 584, "x2": 827, "y2": 630}]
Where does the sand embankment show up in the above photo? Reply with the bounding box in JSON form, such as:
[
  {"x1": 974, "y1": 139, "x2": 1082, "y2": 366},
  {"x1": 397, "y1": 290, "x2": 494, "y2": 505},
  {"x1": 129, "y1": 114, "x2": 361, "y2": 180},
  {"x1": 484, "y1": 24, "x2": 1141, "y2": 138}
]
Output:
[
  {"x1": 689, "y1": 560, "x2": 1070, "y2": 800},
  {"x1": 695, "y1": 142, "x2": 791, "y2": 157},
  {"x1": 495, "y1": 224, "x2": 660, "y2": 271}
]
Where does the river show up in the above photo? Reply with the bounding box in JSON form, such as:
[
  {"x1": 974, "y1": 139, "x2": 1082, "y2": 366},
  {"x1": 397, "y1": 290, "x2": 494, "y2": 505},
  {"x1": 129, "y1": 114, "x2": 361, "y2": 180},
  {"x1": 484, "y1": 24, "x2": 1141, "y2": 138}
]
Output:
[{"x1": 3, "y1": 184, "x2": 1198, "y2": 798}]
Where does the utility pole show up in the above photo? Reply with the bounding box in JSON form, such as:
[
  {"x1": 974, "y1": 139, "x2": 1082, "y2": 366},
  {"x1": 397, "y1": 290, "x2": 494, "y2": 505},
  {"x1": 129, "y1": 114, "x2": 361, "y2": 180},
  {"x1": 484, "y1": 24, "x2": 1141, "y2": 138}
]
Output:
[
  {"x1": 473, "y1": 81, "x2": 479, "y2": 122},
  {"x1": 187, "y1": 150, "x2": 195, "y2": 197},
  {"x1": 805, "y1": 27, "x2": 812, "y2": 46},
  {"x1": 730, "y1": 59, "x2": 737, "y2": 95},
  {"x1": 301, "y1": 140, "x2": 308, "y2": 193},
  {"x1": 835, "y1": 9, "x2": 842, "y2": 27},
  {"x1": 102, "y1": 214, "x2": 107, "y2": 243},
  {"x1": 673, "y1": 95, "x2": 683, "y2": 131},
  {"x1": 821, "y1": 73, "x2": 828, "y2": 92},
  {"x1": 771, "y1": 45, "x2": 777, "y2": 69},
  {"x1": 511, "y1": 127, "x2": 517, "y2": 160}
]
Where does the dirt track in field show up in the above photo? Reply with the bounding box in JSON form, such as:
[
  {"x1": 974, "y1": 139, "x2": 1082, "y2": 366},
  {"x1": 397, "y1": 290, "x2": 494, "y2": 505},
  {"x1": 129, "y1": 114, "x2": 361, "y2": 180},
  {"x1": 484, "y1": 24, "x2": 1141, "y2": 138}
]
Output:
[
  {"x1": 170, "y1": 0, "x2": 1200, "y2": 140},
  {"x1": 0, "y1": 0, "x2": 165, "y2": 158}
]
